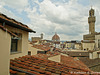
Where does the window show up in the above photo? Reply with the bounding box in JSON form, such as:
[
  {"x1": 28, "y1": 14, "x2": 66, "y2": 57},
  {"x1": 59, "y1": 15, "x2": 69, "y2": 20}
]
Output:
[
  {"x1": 28, "y1": 51, "x2": 31, "y2": 55},
  {"x1": 10, "y1": 32, "x2": 22, "y2": 53},
  {"x1": 11, "y1": 39, "x2": 18, "y2": 52}
]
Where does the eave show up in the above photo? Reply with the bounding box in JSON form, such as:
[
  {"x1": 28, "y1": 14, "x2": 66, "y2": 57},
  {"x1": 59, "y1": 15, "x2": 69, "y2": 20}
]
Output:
[{"x1": 0, "y1": 17, "x2": 36, "y2": 33}]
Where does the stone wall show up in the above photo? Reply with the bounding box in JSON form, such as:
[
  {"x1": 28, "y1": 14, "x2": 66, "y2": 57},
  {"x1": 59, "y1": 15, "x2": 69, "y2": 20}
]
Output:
[
  {"x1": 83, "y1": 34, "x2": 95, "y2": 40},
  {"x1": 95, "y1": 35, "x2": 100, "y2": 49},
  {"x1": 82, "y1": 42, "x2": 95, "y2": 50}
]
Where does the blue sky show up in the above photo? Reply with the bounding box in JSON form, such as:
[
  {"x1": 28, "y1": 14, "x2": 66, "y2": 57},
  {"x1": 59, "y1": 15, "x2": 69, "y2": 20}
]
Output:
[{"x1": 0, "y1": 0, "x2": 100, "y2": 41}]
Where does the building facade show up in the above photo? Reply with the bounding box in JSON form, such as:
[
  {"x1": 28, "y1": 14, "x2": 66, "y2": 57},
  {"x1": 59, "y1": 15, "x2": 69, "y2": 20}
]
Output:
[
  {"x1": 81, "y1": 40, "x2": 95, "y2": 50},
  {"x1": 0, "y1": 13, "x2": 35, "y2": 75},
  {"x1": 0, "y1": 25, "x2": 14, "y2": 75},
  {"x1": 31, "y1": 33, "x2": 43, "y2": 41}
]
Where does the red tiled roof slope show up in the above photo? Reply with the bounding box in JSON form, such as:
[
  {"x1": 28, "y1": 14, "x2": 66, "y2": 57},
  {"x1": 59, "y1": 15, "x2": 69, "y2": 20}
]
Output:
[
  {"x1": 10, "y1": 55, "x2": 92, "y2": 75},
  {"x1": 61, "y1": 55, "x2": 90, "y2": 72},
  {"x1": 0, "y1": 13, "x2": 35, "y2": 32},
  {"x1": 33, "y1": 45, "x2": 50, "y2": 51},
  {"x1": 10, "y1": 69, "x2": 17, "y2": 74},
  {"x1": 33, "y1": 52, "x2": 60, "y2": 60},
  {"x1": 79, "y1": 57, "x2": 100, "y2": 68}
]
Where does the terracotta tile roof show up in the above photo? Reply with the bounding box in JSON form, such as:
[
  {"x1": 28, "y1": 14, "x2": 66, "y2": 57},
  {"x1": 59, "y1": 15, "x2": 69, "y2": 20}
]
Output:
[
  {"x1": 31, "y1": 41, "x2": 38, "y2": 44},
  {"x1": 10, "y1": 55, "x2": 92, "y2": 75},
  {"x1": 79, "y1": 57, "x2": 100, "y2": 68},
  {"x1": 61, "y1": 55, "x2": 90, "y2": 71},
  {"x1": 33, "y1": 54, "x2": 49, "y2": 60},
  {"x1": 0, "y1": 25, "x2": 17, "y2": 37},
  {"x1": 32, "y1": 45, "x2": 50, "y2": 51},
  {"x1": 10, "y1": 69, "x2": 17, "y2": 74},
  {"x1": 0, "y1": 13, "x2": 36, "y2": 33},
  {"x1": 43, "y1": 43, "x2": 51, "y2": 47},
  {"x1": 66, "y1": 51, "x2": 89, "y2": 57},
  {"x1": 33, "y1": 52, "x2": 60, "y2": 60},
  {"x1": 54, "y1": 49, "x2": 89, "y2": 57}
]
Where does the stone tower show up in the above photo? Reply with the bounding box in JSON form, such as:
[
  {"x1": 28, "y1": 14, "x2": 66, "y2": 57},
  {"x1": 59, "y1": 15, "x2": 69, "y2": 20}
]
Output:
[
  {"x1": 88, "y1": 8, "x2": 96, "y2": 34},
  {"x1": 41, "y1": 33, "x2": 43, "y2": 39}
]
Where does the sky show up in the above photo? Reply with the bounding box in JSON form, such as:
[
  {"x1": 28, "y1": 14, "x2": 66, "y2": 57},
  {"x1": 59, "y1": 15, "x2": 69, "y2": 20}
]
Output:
[{"x1": 0, "y1": 0, "x2": 100, "y2": 41}]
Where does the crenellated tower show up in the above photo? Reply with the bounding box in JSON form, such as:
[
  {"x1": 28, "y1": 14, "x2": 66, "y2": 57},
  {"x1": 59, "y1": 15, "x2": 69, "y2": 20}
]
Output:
[
  {"x1": 88, "y1": 8, "x2": 96, "y2": 34},
  {"x1": 83, "y1": 8, "x2": 96, "y2": 40}
]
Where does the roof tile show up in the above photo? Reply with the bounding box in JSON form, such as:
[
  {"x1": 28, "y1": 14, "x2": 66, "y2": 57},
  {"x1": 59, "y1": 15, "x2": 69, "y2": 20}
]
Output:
[{"x1": 10, "y1": 55, "x2": 91, "y2": 75}]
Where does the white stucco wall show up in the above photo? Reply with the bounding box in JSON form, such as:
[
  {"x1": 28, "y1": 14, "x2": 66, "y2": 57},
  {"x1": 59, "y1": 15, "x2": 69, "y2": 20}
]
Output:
[
  {"x1": 10, "y1": 31, "x2": 28, "y2": 59},
  {"x1": 75, "y1": 44, "x2": 81, "y2": 50},
  {"x1": 53, "y1": 44, "x2": 60, "y2": 48},
  {"x1": 48, "y1": 54, "x2": 68, "y2": 63},
  {"x1": 0, "y1": 29, "x2": 11, "y2": 75},
  {"x1": 48, "y1": 55, "x2": 61, "y2": 63},
  {"x1": 5, "y1": 25, "x2": 29, "y2": 59},
  {"x1": 28, "y1": 43, "x2": 38, "y2": 55}
]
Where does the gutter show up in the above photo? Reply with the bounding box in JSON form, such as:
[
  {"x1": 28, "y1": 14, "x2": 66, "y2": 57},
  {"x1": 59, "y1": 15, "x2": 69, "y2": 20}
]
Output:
[{"x1": 10, "y1": 67, "x2": 36, "y2": 75}]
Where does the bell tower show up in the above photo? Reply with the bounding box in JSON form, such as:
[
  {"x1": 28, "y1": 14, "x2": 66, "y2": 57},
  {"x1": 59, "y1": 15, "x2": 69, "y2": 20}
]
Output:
[
  {"x1": 88, "y1": 8, "x2": 96, "y2": 34},
  {"x1": 40, "y1": 33, "x2": 43, "y2": 39}
]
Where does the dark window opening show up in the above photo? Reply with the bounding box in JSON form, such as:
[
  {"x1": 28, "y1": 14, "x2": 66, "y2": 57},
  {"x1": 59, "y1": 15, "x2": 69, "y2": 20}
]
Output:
[
  {"x1": 28, "y1": 51, "x2": 31, "y2": 55},
  {"x1": 10, "y1": 32, "x2": 22, "y2": 53},
  {"x1": 98, "y1": 39, "x2": 100, "y2": 48},
  {"x1": 11, "y1": 39, "x2": 18, "y2": 52}
]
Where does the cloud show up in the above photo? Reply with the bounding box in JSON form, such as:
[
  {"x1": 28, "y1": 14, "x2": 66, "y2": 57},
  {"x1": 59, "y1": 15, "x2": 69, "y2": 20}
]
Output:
[
  {"x1": 0, "y1": 1, "x2": 22, "y2": 22},
  {"x1": 0, "y1": 0, "x2": 100, "y2": 41},
  {"x1": 26, "y1": 0, "x2": 90, "y2": 40},
  {"x1": 2, "y1": 0, "x2": 29, "y2": 12}
]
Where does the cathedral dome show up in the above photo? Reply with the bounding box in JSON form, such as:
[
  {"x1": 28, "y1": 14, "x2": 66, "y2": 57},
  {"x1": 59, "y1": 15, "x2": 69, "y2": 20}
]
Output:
[{"x1": 52, "y1": 33, "x2": 60, "y2": 41}]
